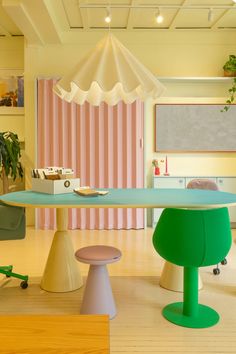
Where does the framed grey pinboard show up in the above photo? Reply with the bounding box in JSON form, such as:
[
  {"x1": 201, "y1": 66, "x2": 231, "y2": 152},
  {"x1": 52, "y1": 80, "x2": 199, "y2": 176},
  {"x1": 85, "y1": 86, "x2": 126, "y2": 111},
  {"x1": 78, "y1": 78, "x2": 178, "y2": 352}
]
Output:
[{"x1": 155, "y1": 104, "x2": 236, "y2": 152}]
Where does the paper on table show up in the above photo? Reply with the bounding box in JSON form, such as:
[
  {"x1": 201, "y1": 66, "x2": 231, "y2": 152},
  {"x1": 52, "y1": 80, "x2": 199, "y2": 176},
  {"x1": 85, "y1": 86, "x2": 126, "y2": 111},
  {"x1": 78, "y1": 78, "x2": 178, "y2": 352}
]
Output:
[{"x1": 74, "y1": 187, "x2": 109, "y2": 197}]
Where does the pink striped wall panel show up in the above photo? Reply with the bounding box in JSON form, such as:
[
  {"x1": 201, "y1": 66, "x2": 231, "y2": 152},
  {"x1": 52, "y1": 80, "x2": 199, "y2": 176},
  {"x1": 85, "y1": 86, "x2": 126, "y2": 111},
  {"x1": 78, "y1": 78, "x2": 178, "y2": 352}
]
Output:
[{"x1": 36, "y1": 78, "x2": 144, "y2": 229}]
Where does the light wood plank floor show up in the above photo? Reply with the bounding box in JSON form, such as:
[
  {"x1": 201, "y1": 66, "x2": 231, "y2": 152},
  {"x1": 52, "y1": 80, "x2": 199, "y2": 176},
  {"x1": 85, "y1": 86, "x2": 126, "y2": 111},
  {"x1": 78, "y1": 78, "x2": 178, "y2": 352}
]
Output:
[{"x1": 1, "y1": 227, "x2": 236, "y2": 353}]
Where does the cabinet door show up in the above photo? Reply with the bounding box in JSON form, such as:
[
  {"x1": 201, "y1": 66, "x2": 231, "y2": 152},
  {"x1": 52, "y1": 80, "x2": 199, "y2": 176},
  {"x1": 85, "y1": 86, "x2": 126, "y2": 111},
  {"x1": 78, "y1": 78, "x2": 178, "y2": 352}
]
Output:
[
  {"x1": 217, "y1": 178, "x2": 236, "y2": 223},
  {"x1": 153, "y1": 177, "x2": 185, "y2": 189},
  {"x1": 152, "y1": 177, "x2": 185, "y2": 228}
]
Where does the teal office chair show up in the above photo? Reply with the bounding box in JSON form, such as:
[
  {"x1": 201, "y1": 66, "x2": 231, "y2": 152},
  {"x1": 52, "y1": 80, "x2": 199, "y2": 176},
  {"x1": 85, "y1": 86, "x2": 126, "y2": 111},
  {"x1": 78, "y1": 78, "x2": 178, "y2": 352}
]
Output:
[
  {"x1": 153, "y1": 207, "x2": 231, "y2": 328},
  {"x1": 0, "y1": 201, "x2": 28, "y2": 289}
]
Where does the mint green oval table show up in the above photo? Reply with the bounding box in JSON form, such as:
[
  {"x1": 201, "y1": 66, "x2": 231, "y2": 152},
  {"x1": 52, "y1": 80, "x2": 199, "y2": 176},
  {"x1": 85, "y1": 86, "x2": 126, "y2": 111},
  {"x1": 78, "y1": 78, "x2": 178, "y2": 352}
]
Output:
[{"x1": 1, "y1": 188, "x2": 236, "y2": 293}]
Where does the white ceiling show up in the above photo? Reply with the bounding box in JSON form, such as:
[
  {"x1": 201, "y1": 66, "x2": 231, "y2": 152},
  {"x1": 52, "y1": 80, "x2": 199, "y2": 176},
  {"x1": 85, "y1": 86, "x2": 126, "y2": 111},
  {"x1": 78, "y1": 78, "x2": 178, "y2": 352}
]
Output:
[{"x1": 0, "y1": 0, "x2": 236, "y2": 45}]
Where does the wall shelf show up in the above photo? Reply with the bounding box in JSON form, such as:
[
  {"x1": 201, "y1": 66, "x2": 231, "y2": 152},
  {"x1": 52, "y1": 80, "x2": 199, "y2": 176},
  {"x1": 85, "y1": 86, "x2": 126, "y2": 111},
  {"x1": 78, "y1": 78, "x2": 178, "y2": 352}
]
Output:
[
  {"x1": 157, "y1": 77, "x2": 233, "y2": 83},
  {"x1": 0, "y1": 107, "x2": 24, "y2": 115}
]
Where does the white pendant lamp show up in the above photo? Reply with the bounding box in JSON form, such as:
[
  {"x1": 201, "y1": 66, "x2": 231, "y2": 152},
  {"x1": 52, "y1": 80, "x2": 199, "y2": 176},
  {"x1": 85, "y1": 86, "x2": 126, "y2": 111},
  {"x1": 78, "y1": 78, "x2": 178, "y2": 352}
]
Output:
[{"x1": 53, "y1": 33, "x2": 165, "y2": 106}]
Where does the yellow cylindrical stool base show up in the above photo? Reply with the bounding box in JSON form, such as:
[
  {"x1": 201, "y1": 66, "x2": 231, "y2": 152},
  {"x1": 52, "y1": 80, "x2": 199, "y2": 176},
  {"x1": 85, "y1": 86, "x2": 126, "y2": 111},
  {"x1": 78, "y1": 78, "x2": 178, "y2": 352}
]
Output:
[{"x1": 159, "y1": 261, "x2": 203, "y2": 292}]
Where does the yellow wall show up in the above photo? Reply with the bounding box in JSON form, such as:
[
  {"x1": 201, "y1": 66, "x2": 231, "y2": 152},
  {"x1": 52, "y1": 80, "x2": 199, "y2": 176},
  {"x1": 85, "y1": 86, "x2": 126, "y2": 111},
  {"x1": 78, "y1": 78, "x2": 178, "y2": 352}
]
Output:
[
  {"x1": 0, "y1": 38, "x2": 24, "y2": 194},
  {"x1": 3, "y1": 32, "x2": 236, "y2": 224},
  {"x1": 0, "y1": 37, "x2": 24, "y2": 141},
  {"x1": 25, "y1": 31, "x2": 236, "y2": 180}
]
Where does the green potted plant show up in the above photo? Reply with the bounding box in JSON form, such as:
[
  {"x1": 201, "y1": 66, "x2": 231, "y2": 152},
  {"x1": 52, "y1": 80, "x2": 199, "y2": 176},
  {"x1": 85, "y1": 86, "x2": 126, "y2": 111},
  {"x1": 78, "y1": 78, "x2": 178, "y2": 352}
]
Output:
[
  {"x1": 0, "y1": 131, "x2": 23, "y2": 194},
  {"x1": 223, "y1": 55, "x2": 236, "y2": 77},
  {"x1": 222, "y1": 55, "x2": 236, "y2": 112}
]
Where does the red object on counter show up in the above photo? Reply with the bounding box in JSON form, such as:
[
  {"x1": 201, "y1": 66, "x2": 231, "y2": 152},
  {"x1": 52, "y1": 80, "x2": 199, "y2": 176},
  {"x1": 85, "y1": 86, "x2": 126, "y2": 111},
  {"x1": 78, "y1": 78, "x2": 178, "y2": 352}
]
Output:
[{"x1": 155, "y1": 166, "x2": 160, "y2": 175}]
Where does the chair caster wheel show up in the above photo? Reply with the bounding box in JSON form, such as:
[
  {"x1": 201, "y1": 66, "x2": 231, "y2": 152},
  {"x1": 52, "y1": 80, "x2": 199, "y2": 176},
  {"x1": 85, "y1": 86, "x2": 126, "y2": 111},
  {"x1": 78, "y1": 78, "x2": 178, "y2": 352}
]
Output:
[
  {"x1": 213, "y1": 268, "x2": 220, "y2": 275},
  {"x1": 221, "y1": 259, "x2": 227, "y2": 265},
  {"x1": 20, "y1": 281, "x2": 28, "y2": 289}
]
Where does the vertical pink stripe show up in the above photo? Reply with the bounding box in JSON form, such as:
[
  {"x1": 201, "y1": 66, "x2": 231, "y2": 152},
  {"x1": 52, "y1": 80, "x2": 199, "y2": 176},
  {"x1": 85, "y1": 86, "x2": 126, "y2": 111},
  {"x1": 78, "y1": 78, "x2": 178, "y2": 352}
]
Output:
[
  {"x1": 125, "y1": 103, "x2": 131, "y2": 228},
  {"x1": 93, "y1": 105, "x2": 101, "y2": 229},
  {"x1": 103, "y1": 104, "x2": 109, "y2": 228},
  {"x1": 57, "y1": 100, "x2": 63, "y2": 167},
  {"x1": 37, "y1": 80, "x2": 44, "y2": 167},
  {"x1": 131, "y1": 102, "x2": 137, "y2": 187},
  {"x1": 68, "y1": 102, "x2": 76, "y2": 229},
  {"x1": 97, "y1": 104, "x2": 105, "y2": 228},
  {"x1": 53, "y1": 80, "x2": 59, "y2": 164},
  {"x1": 78, "y1": 104, "x2": 86, "y2": 229},
  {"x1": 103, "y1": 104, "x2": 109, "y2": 188},
  {"x1": 80, "y1": 104, "x2": 86, "y2": 184},
  {"x1": 117, "y1": 102, "x2": 123, "y2": 188},
  {"x1": 127, "y1": 104, "x2": 132, "y2": 188},
  {"x1": 113, "y1": 104, "x2": 118, "y2": 188},
  {"x1": 112, "y1": 103, "x2": 118, "y2": 228},
  {"x1": 107, "y1": 105, "x2": 114, "y2": 227},
  {"x1": 84, "y1": 102, "x2": 92, "y2": 228},
  {"x1": 131, "y1": 102, "x2": 137, "y2": 227},
  {"x1": 48, "y1": 80, "x2": 54, "y2": 165},
  {"x1": 75, "y1": 104, "x2": 81, "y2": 229},
  {"x1": 116, "y1": 102, "x2": 123, "y2": 228},
  {"x1": 98, "y1": 103, "x2": 105, "y2": 187}
]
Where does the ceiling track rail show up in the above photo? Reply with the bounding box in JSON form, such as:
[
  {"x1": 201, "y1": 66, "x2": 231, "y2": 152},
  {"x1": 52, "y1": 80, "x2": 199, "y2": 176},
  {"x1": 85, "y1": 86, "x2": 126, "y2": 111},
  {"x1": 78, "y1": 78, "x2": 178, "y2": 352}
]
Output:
[{"x1": 79, "y1": 4, "x2": 236, "y2": 10}]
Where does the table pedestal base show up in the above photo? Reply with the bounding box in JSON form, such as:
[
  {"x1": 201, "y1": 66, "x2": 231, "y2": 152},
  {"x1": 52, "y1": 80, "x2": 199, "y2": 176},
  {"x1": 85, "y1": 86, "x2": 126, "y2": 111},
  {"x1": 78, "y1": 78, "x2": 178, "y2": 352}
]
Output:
[
  {"x1": 40, "y1": 209, "x2": 83, "y2": 292},
  {"x1": 160, "y1": 261, "x2": 203, "y2": 292}
]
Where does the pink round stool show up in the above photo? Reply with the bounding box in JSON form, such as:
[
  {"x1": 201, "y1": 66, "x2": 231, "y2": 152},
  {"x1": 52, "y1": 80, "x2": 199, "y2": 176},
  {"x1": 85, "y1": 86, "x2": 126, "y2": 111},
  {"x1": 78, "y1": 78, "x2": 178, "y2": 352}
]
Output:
[{"x1": 75, "y1": 245, "x2": 122, "y2": 319}]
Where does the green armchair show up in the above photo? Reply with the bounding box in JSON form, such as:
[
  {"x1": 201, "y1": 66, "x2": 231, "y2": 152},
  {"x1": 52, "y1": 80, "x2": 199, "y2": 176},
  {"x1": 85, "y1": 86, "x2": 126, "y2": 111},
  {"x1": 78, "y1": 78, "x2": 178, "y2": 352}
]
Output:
[{"x1": 0, "y1": 201, "x2": 28, "y2": 288}]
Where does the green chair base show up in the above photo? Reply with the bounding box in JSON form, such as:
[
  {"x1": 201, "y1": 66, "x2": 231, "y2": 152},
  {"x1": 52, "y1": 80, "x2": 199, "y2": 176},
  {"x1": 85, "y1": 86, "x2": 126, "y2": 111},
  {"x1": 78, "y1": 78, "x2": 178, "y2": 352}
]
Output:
[
  {"x1": 0, "y1": 265, "x2": 28, "y2": 288},
  {"x1": 163, "y1": 302, "x2": 219, "y2": 328}
]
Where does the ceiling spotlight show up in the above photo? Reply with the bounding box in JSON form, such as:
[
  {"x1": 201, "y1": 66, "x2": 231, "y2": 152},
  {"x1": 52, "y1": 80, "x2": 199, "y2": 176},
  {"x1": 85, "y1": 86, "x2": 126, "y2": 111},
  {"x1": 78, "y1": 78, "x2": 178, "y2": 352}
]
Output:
[
  {"x1": 104, "y1": 7, "x2": 112, "y2": 23},
  {"x1": 155, "y1": 8, "x2": 164, "y2": 24},
  {"x1": 208, "y1": 8, "x2": 214, "y2": 22}
]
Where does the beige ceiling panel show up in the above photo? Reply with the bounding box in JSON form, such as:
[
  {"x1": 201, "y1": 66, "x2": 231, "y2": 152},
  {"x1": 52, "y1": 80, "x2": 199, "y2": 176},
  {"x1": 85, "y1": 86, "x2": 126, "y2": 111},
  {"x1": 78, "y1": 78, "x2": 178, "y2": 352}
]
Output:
[
  {"x1": 0, "y1": 5, "x2": 22, "y2": 35},
  {"x1": 187, "y1": 0, "x2": 232, "y2": 5},
  {"x1": 2, "y1": 0, "x2": 43, "y2": 44},
  {"x1": 45, "y1": 0, "x2": 70, "y2": 31},
  {"x1": 21, "y1": 0, "x2": 62, "y2": 43},
  {"x1": 174, "y1": 8, "x2": 227, "y2": 28},
  {"x1": 137, "y1": 0, "x2": 183, "y2": 4},
  {"x1": 2, "y1": 0, "x2": 61, "y2": 44},
  {"x1": 62, "y1": 0, "x2": 83, "y2": 28},
  {"x1": 79, "y1": 0, "x2": 130, "y2": 4},
  {"x1": 217, "y1": 11, "x2": 236, "y2": 28}
]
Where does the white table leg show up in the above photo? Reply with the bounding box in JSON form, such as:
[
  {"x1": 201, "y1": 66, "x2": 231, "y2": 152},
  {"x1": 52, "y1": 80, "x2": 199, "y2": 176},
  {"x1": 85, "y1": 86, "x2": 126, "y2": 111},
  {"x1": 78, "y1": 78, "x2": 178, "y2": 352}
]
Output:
[
  {"x1": 40, "y1": 208, "x2": 83, "y2": 292},
  {"x1": 159, "y1": 261, "x2": 203, "y2": 292}
]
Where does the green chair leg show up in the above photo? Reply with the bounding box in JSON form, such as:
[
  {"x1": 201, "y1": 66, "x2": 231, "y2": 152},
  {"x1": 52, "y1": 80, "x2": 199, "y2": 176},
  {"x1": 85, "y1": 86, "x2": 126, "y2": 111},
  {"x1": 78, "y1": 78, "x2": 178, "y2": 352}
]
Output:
[
  {"x1": 0, "y1": 265, "x2": 13, "y2": 273},
  {"x1": 162, "y1": 267, "x2": 219, "y2": 328},
  {"x1": 0, "y1": 265, "x2": 28, "y2": 288}
]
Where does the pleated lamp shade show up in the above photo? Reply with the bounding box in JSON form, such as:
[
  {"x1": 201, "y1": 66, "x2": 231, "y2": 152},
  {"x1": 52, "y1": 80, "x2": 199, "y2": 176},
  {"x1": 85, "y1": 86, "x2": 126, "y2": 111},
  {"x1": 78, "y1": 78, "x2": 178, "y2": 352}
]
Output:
[{"x1": 53, "y1": 33, "x2": 165, "y2": 106}]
